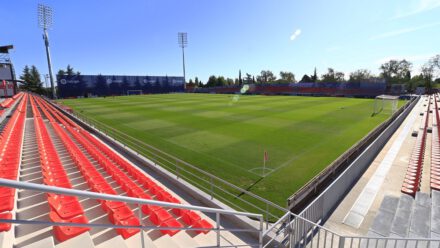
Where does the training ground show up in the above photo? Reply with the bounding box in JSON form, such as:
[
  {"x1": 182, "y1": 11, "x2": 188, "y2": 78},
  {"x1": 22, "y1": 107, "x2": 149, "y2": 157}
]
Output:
[{"x1": 60, "y1": 93, "x2": 398, "y2": 207}]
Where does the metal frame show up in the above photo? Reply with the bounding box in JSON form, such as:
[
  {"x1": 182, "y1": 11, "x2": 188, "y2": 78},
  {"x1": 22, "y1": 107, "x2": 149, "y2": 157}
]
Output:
[{"x1": 0, "y1": 178, "x2": 264, "y2": 248}]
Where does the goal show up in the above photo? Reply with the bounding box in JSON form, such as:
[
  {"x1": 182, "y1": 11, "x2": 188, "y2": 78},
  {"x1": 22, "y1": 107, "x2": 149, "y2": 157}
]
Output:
[
  {"x1": 127, "y1": 90, "x2": 143, "y2": 96},
  {"x1": 373, "y1": 95, "x2": 399, "y2": 116}
]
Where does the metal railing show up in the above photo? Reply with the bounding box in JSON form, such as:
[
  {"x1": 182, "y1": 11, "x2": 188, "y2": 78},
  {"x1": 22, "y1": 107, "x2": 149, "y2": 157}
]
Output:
[
  {"x1": 52, "y1": 102, "x2": 287, "y2": 224},
  {"x1": 262, "y1": 211, "x2": 440, "y2": 248},
  {"x1": 0, "y1": 178, "x2": 263, "y2": 248}
]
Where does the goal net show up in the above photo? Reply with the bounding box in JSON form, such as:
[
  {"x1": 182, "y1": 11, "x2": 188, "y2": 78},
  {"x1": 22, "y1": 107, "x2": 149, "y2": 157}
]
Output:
[
  {"x1": 127, "y1": 90, "x2": 143, "y2": 96},
  {"x1": 373, "y1": 95, "x2": 399, "y2": 116}
]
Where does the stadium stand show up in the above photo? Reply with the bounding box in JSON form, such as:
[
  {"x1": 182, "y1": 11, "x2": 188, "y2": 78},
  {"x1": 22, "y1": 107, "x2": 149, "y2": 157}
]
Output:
[{"x1": 401, "y1": 96, "x2": 430, "y2": 196}]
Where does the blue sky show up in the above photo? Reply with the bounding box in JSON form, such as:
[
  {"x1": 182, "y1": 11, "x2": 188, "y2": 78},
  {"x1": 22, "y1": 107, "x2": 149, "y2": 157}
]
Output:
[{"x1": 2, "y1": 0, "x2": 440, "y2": 82}]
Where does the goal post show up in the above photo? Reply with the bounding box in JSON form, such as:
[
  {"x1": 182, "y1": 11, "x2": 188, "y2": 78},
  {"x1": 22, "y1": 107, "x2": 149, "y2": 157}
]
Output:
[
  {"x1": 373, "y1": 95, "x2": 399, "y2": 116},
  {"x1": 127, "y1": 90, "x2": 143, "y2": 96}
]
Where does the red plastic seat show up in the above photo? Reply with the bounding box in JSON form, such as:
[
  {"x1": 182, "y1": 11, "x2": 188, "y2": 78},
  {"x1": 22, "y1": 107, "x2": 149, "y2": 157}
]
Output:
[
  {"x1": 49, "y1": 212, "x2": 90, "y2": 242},
  {"x1": 149, "y1": 208, "x2": 173, "y2": 225},
  {"x1": 0, "y1": 212, "x2": 12, "y2": 232},
  {"x1": 115, "y1": 216, "x2": 140, "y2": 239},
  {"x1": 0, "y1": 196, "x2": 14, "y2": 212},
  {"x1": 0, "y1": 187, "x2": 15, "y2": 197},
  {"x1": 160, "y1": 218, "x2": 183, "y2": 236},
  {"x1": 193, "y1": 219, "x2": 213, "y2": 234},
  {"x1": 110, "y1": 206, "x2": 134, "y2": 223},
  {"x1": 48, "y1": 197, "x2": 84, "y2": 220},
  {"x1": 181, "y1": 210, "x2": 201, "y2": 226}
]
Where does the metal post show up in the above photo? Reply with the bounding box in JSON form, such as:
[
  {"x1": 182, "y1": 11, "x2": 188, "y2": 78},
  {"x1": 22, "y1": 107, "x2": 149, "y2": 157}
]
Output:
[
  {"x1": 339, "y1": 236, "x2": 345, "y2": 248},
  {"x1": 259, "y1": 215, "x2": 263, "y2": 248},
  {"x1": 138, "y1": 203, "x2": 145, "y2": 248},
  {"x1": 43, "y1": 30, "x2": 56, "y2": 99},
  {"x1": 216, "y1": 212, "x2": 220, "y2": 247},
  {"x1": 178, "y1": 32, "x2": 187, "y2": 89}
]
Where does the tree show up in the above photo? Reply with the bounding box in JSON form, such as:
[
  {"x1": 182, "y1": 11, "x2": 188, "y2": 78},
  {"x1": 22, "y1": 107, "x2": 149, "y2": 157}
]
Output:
[
  {"x1": 299, "y1": 74, "x2": 312, "y2": 82},
  {"x1": 279, "y1": 71, "x2": 295, "y2": 83},
  {"x1": 66, "y1": 65, "x2": 75, "y2": 76},
  {"x1": 244, "y1": 73, "x2": 252, "y2": 84},
  {"x1": 321, "y1": 68, "x2": 345, "y2": 82},
  {"x1": 257, "y1": 70, "x2": 276, "y2": 83},
  {"x1": 349, "y1": 69, "x2": 372, "y2": 82},
  {"x1": 238, "y1": 70, "x2": 243, "y2": 85},
  {"x1": 94, "y1": 74, "x2": 108, "y2": 96},
  {"x1": 20, "y1": 65, "x2": 43, "y2": 93},
  {"x1": 311, "y1": 68, "x2": 318, "y2": 82},
  {"x1": 217, "y1": 76, "x2": 226, "y2": 86},
  {"x1": 379, "y1": 59, "x2": 413, "y2": 85},
  {"x1": 206, "y1": 75, "x2": 217, "y2": 87}
]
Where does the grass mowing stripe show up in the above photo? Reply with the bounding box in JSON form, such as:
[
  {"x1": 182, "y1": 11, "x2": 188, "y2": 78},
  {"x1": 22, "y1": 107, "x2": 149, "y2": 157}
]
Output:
[{"x1": 60, "y1": 93, "x2": 399, "y2": 211}]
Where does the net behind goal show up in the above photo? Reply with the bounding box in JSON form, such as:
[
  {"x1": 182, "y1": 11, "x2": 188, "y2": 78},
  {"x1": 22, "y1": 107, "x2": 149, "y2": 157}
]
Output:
[
  {"x1": 127, "y1": 90, "x2": 143, "y2": 96},
  {"x1": 373, "y1": 95, "x2": 399, "y2": 116}
]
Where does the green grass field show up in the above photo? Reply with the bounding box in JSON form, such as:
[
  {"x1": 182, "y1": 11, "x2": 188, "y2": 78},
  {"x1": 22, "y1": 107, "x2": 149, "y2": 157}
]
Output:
[{"x1": 60, "y1": 93, "x2": 397, "y2": 209}]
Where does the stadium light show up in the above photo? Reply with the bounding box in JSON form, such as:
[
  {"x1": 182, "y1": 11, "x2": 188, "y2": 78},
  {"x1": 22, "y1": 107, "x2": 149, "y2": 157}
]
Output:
[
  {"x1": 38, "y1": 3, "x2": 56, "y2": 99},
  {"x1": 178, "y1": 32, "x2": 187, "y2": 89}
]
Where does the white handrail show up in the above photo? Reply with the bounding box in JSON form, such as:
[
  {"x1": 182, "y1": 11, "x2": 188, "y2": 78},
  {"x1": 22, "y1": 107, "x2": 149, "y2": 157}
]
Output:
[{"x1": 0, "y1": 178, "x2": 262, "y2": 219}]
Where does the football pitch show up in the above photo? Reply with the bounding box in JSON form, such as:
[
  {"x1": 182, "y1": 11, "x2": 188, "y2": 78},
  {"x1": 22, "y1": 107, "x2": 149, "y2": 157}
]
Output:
[{"x1": 60, "y1": 93, "x2": 398, "y2": 208}]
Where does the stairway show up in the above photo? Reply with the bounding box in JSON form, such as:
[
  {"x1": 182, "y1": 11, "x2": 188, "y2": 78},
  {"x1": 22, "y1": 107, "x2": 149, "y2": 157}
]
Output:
[{"x1": 367, "y1": 191, "x2": 440, "y2": 248}]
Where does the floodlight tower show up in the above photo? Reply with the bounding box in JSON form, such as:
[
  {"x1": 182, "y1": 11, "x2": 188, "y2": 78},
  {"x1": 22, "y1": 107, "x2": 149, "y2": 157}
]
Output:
[
  {"x1": 38, "y1": 3, "x2": 56, "y2": 99},
  {"x1": 178, "y1": 32, "x2": 187, "y2": 89}
]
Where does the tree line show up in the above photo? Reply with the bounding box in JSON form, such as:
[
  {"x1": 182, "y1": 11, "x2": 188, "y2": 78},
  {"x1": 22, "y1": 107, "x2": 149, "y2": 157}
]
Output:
[
  {"x1": 19, "y1": 54, "x2": 440, "y2": 95},
  {"x1": 188, "y1": 54, "x2": 440, "y2": 92}
]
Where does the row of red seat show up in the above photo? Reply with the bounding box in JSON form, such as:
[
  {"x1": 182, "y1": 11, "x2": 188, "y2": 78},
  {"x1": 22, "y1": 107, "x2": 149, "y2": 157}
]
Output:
[
  {"x1": 37, "y1": 97, "x2": 186, "y2": 236},
  {"x1": 30, "y1": 95, "x2": 90, "y2": 241},
  {"x1": 401, "y1": 96, "x2": 431, "y2": 196},
  {"x1": 33, "y1": 96, "x2": 141, "y2": 239},
  {"x1": 37, "y1": 96, "x2": 213, "y2": 235},
  {"x1": 0, "y1": 92, "x2": 24, "y2": 109},
  {"x1": 431, "y1": 95, "x2": 440, "y2": 191},
  {"x1": 0, "y1": 94, "x2": 27, "y2": 232}
]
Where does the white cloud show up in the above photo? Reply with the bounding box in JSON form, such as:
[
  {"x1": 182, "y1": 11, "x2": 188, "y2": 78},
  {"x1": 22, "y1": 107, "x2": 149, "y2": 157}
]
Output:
[
  {"x1": 369, "y1": 21, "x2": 440, "y2": 40},
  {"x1": 290, "y1": 29, "x2": 302, "y2": 41},
  {"x1": 392, "y1": 0, "x2": 440, "y2": 19}
]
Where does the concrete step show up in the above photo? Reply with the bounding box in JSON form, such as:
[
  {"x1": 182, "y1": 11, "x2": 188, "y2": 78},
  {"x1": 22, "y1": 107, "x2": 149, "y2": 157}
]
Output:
[
  {"x1": 124, "y1": 231, "x2": 157, "y2": 248},
  {"x1": 170, "y1": 232, "x2": 200, "y2": 247},
  {"x1": 369, "y1": 195, "x2": 399, "y2": 237},
  {"x1": 390, "y1": 194, "x2": 414, "y2": 237},
  {"x1": 95, "y1": 235, "x2": 128, "y2": 248},
  {"x1": 409, "y1": 193, "x2": 431, "y2": 238},
  {"x1": 56, "y1": 232, "x2": 94, "y2": 248},
  {"x1": 431, "y1": 192, "x2": 440, "y2": 235},
  {"x1": 22, "y1": 236, "x2": 55, "y2": 248}
]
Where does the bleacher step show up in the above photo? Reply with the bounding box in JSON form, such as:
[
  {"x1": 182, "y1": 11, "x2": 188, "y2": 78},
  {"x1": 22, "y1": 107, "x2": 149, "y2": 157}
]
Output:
[
  {"x1": 369, "y1": 195, "x2": 399, "y2": 237},
  {"x1": 124, "y1": 231, "x2": 157, "y2": 248},
  {"x1": 153, "y1": 234, "x2": 181, "y2": 248},
  {"x1": 409, "y1": 193, "x2": 431, "y2": 238},
  {"x1": 432, "y1": 190, "x2": 440, "y2": 236},
  {"x1": 95, "y1": 235, "x2": 128, "y2": 248},
  {"x1": 22, "y1": 236, "x2": 55, "y2": 248},
  {"x1": 390, "y1": 194, "x2": 414, "y2": 237},
  {"x1": 56, "y1": 232, "x2": 94, "y2": 248},
  {"x1": 171, "y1": 232, "x2": 200, "y2": 247}
]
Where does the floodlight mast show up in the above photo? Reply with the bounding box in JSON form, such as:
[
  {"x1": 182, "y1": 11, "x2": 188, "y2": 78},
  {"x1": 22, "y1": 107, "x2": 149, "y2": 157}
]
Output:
[
  {"x1": 38, "y1": 3, "x2": 56, "y2": 99},
  {"x1": 178, "y1": 32, "x2": 187, "y2": 89}
]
